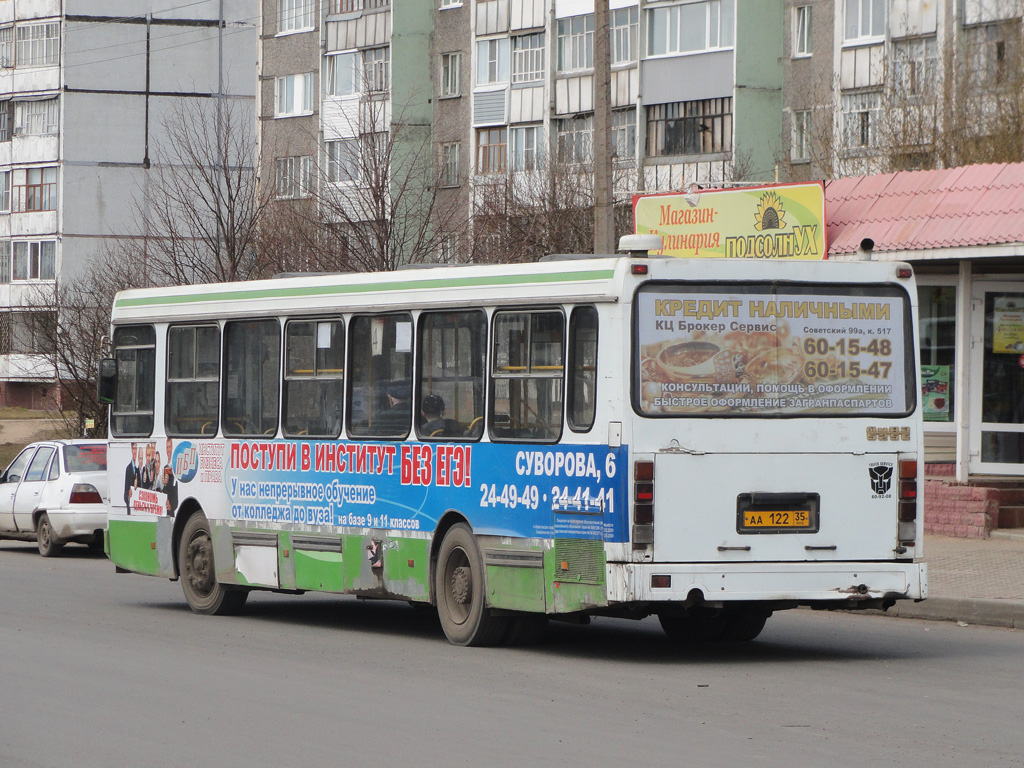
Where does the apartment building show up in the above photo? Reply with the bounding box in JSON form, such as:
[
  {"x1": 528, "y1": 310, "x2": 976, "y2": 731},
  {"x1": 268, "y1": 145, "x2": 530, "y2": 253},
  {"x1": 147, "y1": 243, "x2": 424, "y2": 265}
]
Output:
[
  {"x1": 781, "y1": 0, "x2": 1024, "y2": 180},
  {"x1": 0, "y1": 0, "x2": 258, "y2": 408}
]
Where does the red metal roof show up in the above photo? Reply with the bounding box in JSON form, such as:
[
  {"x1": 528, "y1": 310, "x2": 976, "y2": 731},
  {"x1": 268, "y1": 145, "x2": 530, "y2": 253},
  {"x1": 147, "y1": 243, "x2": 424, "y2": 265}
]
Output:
[{"x1": 826, "y1": 162, "x2": 1024, "y2": 256}]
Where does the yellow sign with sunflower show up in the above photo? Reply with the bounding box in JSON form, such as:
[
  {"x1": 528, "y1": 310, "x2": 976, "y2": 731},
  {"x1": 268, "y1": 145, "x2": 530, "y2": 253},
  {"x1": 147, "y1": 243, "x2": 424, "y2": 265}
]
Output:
[{"x1": 632, "y1": 182, "x2": 826, "y2": 260}]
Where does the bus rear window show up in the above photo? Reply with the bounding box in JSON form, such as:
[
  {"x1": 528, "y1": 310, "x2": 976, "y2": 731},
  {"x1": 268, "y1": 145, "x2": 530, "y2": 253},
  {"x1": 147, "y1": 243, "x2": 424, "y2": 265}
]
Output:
[{"x1": 635, "y1": 282, "x2": 915, "y2": 418}]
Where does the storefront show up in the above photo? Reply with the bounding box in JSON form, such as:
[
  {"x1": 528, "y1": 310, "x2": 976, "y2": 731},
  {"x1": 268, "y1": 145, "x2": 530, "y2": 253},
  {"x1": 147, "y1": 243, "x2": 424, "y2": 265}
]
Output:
[{"x1": 827, "y1": 163, "x2": 1024, "y2": 535}]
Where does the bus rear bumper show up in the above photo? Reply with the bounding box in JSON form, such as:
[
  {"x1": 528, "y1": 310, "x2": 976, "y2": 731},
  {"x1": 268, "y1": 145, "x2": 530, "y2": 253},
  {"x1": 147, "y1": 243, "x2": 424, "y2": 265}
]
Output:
[{"x1": 607, "y1": 560, "x2": 928, "y2": 605}]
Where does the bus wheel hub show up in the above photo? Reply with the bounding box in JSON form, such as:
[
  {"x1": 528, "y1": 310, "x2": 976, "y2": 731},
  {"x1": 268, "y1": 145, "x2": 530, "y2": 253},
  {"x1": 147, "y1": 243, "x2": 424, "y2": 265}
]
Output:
[{"x1": 451, "y1": 566, "x2": 471, "y2": 604}]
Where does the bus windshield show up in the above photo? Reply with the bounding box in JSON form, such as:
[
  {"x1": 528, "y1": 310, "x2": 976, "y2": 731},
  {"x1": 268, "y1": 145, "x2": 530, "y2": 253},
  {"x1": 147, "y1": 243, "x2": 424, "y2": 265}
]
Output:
[{"x1": 635, "y1": 281, "x2": 915, "y2": 418}]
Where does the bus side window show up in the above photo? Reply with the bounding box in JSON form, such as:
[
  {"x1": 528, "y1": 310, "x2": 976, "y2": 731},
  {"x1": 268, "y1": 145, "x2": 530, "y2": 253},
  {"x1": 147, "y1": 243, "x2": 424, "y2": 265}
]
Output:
[
  {"x1": 490, "y1": 310, "x2": 564, "y2": 442},
  {"x1": 568, "y1": 306, "x2": 598, "y2": 432},
  {"x1": 167, "y1": 325, "x2": 220, "y2": 437},
  {"x1": 283, "y1": 319, "x2": 344, "y2": 438},
  {"x1": 222, "y1": 320, "x2": 281, "y2": 438},
  {"x1": 416, "y1": 310, "x2": 486, "y2": 440},
  {"x1": 111, "y1": 325, "x2": 156, "y2": 437},
  {"x1": 348, "y1": 313, "x2": 413, "y2": 439}
]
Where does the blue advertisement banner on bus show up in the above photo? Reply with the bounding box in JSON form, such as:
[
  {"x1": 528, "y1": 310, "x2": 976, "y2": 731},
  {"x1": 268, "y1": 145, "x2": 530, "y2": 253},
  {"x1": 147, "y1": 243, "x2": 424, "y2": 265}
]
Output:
[{"x1": 131, "y1": 439, "x2": 630, "y2": 543}]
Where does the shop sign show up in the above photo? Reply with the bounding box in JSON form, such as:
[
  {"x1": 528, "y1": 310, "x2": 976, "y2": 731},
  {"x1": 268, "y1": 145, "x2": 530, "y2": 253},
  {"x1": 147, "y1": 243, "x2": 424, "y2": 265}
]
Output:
[
  {"x1": 993, "y1": 297, "x2": 1024, "y2": 353},
  {"x1": 632, "y1": 182, "x2": 826, "y2": 260}
]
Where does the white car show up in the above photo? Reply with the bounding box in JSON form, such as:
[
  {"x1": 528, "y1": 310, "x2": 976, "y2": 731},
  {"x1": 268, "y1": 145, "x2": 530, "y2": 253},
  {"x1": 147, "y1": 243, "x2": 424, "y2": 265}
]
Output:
[{"x1": 0, "y1": 440, "x2": 108, "y2": 557}]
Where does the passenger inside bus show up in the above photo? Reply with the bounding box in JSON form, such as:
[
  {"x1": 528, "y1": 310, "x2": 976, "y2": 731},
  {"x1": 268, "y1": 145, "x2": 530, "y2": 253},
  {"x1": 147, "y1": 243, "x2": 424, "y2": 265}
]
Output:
[
  {"x1": 377, "y1": 379, "x2": 412, "y2": 432},
  {"x1": 420, "y1": 394, "x2": 462, "y2": 438}
]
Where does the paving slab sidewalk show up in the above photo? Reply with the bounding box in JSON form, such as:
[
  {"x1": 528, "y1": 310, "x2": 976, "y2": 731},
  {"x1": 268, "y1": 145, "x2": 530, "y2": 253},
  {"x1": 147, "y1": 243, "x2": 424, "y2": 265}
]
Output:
[{"x1": 885, "y1": 532, "x2": 1024, "y2": 628}]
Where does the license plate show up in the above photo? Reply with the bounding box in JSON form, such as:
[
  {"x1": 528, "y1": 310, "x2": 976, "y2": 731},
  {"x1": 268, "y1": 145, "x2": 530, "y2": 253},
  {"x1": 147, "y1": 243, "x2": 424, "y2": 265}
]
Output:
[
  {"x1": 736, "y1": 493, "x2": 820, "y2": 534},
  {"x1": 741, "y1": 509, "x2": 812, "y2": 530}
]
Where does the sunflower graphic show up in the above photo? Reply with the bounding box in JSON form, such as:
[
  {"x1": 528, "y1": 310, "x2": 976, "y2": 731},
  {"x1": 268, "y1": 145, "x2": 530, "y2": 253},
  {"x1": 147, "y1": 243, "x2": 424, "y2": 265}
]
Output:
[{"x1": 753, "y1": 191, "x2": 787, "y2": 231}]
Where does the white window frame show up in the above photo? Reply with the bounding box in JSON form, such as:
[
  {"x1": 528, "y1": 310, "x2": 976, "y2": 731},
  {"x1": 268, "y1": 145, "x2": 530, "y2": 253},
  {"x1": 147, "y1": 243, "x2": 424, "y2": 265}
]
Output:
[
  {"x1": 14, "y1": 98, "x2": 59, "y2": 136},
  {"x1": 792, "y1": 109, "x2": 811, "y2": 162},
  {"x1": 647, "y1": 0, "x2": 734, "y2": 57},
  {"x1": 794, "y1": 5, "x2": 812, "y2": 57},
  {"x1": 278, "y1": 0, "x2": 315, "y2": 34},
  {"x1": 440, "y1": 0, "x2": 461, "y2": 7},
  {"x1": 841, "y1": 91, "x2": 881, "y2": 149},
  {"x1": 557, "y1": 14, "x2": 594, "y2": 72},
  {"x1": 0, "y1": 27, "x2": 13, "y2": 68},
  {"x1": 844, "y1": 0, "x2": 886, "y2": 43},
  {"x1": 611, "y1": 6, "x2": 639, "y2": 65},
  {"x1": 15, "y1": 22, "x2": 59, "y2": 68},
  {"x1": 440, "y1": 142, "x2": 461, "y2": 187},
  {"x1": 325, "y1": 53, "x2": 359, "y2": 98},
  {"x1": 512, "y1": 32, "x2": 545, "y2": 84},
  {"x1": 276, "y1": 73, "x2": 316, "y2": 116},
  {"x1": 611, "y1": 108, "x2": 636, "y2": 161},
  {"x1": 326, "y1": 139, "x2": 360, "y2": 183},
  {"x1": 363, "y1": 46, "x2": 390, "y2": 93},
  {"x1": 441, "y1": 52, "x2": 462, "y2": 97},
  {"x1": 275, "y1": 156, "x2": 314, "y2": 198},
  {"x1": 11, "y1": 239, "x2": 56, "y2": 281},
  {"x1": 0, "y1": 170, "x2": 9, "y2": 212},
  {"x1": 476, "y1": 37, "x2": 509, "y2": 86},
  {"x1": 556, "y1": 115, "x2": 593, "y2": 165},
  {"x1": 511, "y1": 125, "x2": 543, "y2": 171},
  {"x1": 892, "y1": 36, "x2": 939, "y2": 97}
]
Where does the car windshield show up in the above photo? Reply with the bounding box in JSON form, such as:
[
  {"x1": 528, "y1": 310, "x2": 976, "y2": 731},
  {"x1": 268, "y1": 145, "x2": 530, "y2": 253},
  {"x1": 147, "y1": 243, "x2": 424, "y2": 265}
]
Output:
[{"x1": 64, "y1": 444, "x2": 107, "y2": 472}]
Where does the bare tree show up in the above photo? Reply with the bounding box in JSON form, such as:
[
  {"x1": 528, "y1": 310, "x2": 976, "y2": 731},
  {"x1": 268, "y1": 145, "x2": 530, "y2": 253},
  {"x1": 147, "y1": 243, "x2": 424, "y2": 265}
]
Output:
[{"x1": 116, "y1": 95, "x2": 274, "y2": 286}]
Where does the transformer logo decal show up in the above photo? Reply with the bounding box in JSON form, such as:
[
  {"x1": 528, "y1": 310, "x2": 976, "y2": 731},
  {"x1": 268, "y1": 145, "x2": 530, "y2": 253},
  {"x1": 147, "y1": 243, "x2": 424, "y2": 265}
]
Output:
[{"x1": 869, "y1": 463, "x2": 893, "y2": 497}]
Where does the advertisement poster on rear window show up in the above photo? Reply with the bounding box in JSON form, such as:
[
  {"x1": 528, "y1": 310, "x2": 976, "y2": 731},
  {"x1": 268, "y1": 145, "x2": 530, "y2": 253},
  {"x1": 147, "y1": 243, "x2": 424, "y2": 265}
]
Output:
[{"x1": 636, "y1": 287, "x2": 911, "y2": 416}]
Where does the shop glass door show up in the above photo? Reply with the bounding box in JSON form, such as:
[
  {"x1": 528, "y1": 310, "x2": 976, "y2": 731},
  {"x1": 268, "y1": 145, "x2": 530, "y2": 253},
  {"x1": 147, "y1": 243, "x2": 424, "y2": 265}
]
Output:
[{"x1": 970, "y1": 285, "x2": 1024, "y2": 474}]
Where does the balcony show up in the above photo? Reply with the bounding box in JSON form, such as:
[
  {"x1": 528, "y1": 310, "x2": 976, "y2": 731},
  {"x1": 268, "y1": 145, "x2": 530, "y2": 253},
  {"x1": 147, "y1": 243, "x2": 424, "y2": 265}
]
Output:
[{"x1": 328, "y1": 0, "x2": 389, "y2": 14}]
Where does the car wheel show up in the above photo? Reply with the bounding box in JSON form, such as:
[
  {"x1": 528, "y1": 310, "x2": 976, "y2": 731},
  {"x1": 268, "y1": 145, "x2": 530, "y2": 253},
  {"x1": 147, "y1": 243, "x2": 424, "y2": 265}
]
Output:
[{"x1": 37, "y1": 513, "x2": 64, "y2": 558}]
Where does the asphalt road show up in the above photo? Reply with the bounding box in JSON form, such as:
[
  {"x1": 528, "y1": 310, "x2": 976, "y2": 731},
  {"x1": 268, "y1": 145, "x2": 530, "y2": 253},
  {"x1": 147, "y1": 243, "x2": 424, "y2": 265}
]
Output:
[{"x1": 2, "y1": 540, "x2": 1022, "y2": 768}]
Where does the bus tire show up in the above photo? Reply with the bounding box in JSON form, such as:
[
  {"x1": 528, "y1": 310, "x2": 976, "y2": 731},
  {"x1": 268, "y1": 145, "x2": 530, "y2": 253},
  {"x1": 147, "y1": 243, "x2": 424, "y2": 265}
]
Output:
[
  {"x1": 659, "y1": 611, "x2": 727, "y2": 642},
  {"x1": 503, "y1": 614, "x2": 549, "y2": 646},
  {"x1": 435, "y1": 523, "x2": 508, "y2": 646},
  {"x1": 178, "y1": 512, "x2": 248, "y2": 616},
  {"x1": 36, "y1": 513, "x2": 63, "y2": 558},
  {"x1": 723, "y1": 610, "x2": 771, "y2": 642}
]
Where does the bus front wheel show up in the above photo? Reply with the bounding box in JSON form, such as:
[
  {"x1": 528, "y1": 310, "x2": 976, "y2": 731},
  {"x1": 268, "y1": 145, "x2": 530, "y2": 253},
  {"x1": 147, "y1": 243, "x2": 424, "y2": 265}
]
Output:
[
  {"x1": 435, "y1": 524, "x2": 508, "y2": 646},
  {"x1": 178, "y1": 512, "x2": 248, "y2": 616}
]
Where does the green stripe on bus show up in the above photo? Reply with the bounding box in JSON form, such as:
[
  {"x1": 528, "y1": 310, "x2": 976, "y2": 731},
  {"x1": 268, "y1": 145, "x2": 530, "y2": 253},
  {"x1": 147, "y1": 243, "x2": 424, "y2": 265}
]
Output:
[
  {"x1": 108, "y1": 518, "x2": 162, "y2": 576},
  {"x1": 114, "y1": 269, "x2": 617, "y2": 309}
]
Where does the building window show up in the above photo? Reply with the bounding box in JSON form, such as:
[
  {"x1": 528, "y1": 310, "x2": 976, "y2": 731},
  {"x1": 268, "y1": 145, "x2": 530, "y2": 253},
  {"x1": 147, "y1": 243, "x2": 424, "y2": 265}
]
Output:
[
  {"x1": 326, "y1": 139, "x2": 360, "y2": 183},
  {"x1": 966, "y1": 21, "x2": 1019, "y2": 89},
  {"x1": 842, "y1": 91, "x2": 881, "y2": 148},
  {"x1": 511, "y1": 125, "x2": 542, "y2": 171},
  {"x1": 14, "y1": 98, "x2": 59, "y2": 136},
  {"x1": 0, "y1": 27, "x2": 12, "y2": 68},
  {"x1": 512, "y1": 32, "x2": 545, "y2": 83},
  {"x1": 440, "y1": 0, "x2": 460, "y2": 7},
  {"x1": 441, "y1": 52, "x2": 461, "y2": 96},
  {"x1": 278, "y1": 0, "x2": 315, "y2": 33},
  {"x1": 794, "y1": 5, "x2": 812, "y2": 57},
  {"x1": 363, "y1": 47, "x2": 390, "y2": 93},
  {"x1": 611, "y1": 108, "x2": 636, "y2": 161},
  {"x1": 918, "y1": 285, "x2": 956, "y2": 424},
  {"x1": 647, "y1": 98, "x2": 732, "y2": 157},
  {"x1": 892, "y1": 36, "x2": 938, "y2": 96},
  {"x1": 0, "y1": 170, "x2": 9, "y2": 212},
  {"x1": 276, "y1": 156, "x2": 314, "y2": 198},
  {"x1": 439, "y1": 233, "x2": 463, "y2": 263},
  {"x1": 15, "y1": 22, "x2": 59, "y2": 68},
  {"x1": 557, "y1": 14, "x2": 594, "y2": 72},
  {"x1": 477, "y1": 38, "x2": 509, "y2": 85},
  {"x1": 476, "y1": 127, "x2": 507, "y2": 173},
  {"x1": 325, "y1": 52, "x2": 359, "y2": 97},
  {"x1": 11, "y1": 240, "x2": 56, "y2": 281},
  {"x1": 440, "y1": 142, "x2": 461, "y2": 187},
  {"x1": 648, "y1": 0, "x2": 734, "y2": 56},
  {"x1": 611, "y1": 6, "x2": 639, "y2": 65},
  {"x1": 845, "y1": 0, "x2": 885, "y2": 42},
  {"x1": 0, "y1": 242, "x2": 8, "y2": 283},
  {"x1": 556, "y1": 115, "x2": 593, "y2": 164},
  {"x1": 792, "y1": 110, "x2": 812, "y2": 162},
  {"x1": 2, "y1": 310, "x2": 55, "y2": 355},
  {"x1": 15, "y1": 167, "x2": 57, "y2": 212},
  {"x1": 0, "y1": 102, "x2": 10, "y2": 141},
  {"x1": 276, "y1": 73, "x2": 315, "y2": 116}
]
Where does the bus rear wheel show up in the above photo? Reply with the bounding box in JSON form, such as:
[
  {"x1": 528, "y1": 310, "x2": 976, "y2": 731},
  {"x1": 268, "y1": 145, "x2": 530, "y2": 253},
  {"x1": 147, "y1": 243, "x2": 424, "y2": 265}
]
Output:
[
  {"x1": 658, "y1": 611, "x2": 727, "y2": 642},
  {"x1": 178, "y1": 512, "x2": 248, "y2": 616},
  {"x1": 722, "y1": 610, "x2": 771, "y2": 642},
  {"x1": 435, "y1": 523, "x2": 508, "y2": 646}
]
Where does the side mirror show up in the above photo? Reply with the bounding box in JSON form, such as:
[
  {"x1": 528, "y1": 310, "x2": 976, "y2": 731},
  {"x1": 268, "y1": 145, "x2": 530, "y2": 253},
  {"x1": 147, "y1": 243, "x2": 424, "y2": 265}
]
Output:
[{"x1": 98, "y1": 358, "x2": 117, "y2": 405}]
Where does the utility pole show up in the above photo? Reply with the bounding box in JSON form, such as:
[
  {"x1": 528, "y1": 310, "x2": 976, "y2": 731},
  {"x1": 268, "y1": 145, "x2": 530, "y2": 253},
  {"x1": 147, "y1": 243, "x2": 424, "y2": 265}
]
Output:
[{"x1": 593, "y1": 0, "x2": 614, "y2": 254}]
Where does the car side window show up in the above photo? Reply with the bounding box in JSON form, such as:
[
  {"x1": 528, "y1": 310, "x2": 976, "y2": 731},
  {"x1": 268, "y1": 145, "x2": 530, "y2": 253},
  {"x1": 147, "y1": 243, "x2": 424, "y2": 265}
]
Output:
[
  {"x1": 3, "y1": 448, "x2": 35, "y2": 484},
  {"x1": 24, "y1": 447, "x2": 54, "y2": 482},
  {"x1": 48, "y1": 453, "x2": 61, "y2": 481}
]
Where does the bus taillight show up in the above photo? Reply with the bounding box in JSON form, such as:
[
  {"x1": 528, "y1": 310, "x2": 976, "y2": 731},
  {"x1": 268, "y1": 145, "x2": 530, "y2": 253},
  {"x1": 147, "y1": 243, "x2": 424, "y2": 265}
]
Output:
[
  {"x1": 633, "y1": 461, "x2": 654, "y2": 548},
  {"x1": 898, "y1": 460, "x2": 918, "y2": 546}
]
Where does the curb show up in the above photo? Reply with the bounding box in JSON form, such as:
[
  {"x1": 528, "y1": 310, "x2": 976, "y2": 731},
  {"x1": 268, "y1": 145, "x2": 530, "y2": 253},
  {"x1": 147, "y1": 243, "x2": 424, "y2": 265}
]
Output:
[{"x1": 883, "y1": 597, "x2": 1024, "y2": 629}]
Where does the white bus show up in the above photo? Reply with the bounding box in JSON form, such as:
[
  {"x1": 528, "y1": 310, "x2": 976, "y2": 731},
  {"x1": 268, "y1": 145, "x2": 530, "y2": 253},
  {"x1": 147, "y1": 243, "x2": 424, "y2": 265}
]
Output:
[{"x1": 100, "y1": 252, "x2": 927, "y2": 645}]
